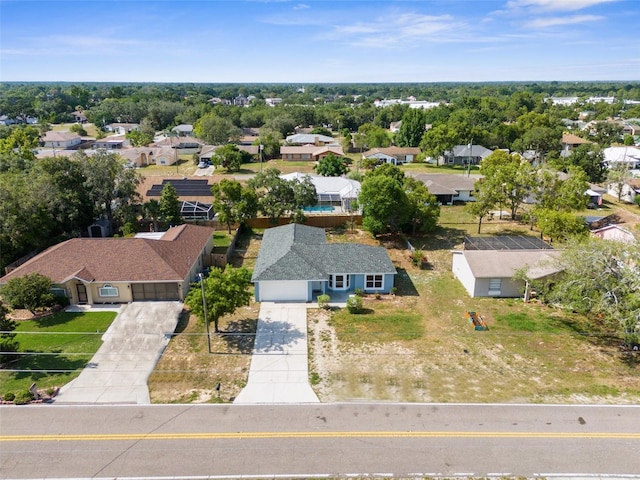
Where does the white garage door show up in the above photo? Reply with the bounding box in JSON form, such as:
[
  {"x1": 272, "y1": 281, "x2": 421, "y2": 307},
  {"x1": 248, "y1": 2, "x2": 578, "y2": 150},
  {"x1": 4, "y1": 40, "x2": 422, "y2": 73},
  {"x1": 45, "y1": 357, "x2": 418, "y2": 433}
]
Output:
[{"x1": 259, "y1": 280, "x2": 308, "y2": 302}]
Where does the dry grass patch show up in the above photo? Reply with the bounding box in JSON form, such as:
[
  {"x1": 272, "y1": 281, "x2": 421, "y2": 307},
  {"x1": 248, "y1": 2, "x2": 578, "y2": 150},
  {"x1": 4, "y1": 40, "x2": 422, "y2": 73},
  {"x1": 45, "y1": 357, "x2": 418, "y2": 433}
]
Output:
[{"x1": 148, "y1": 303, "x2": 259, "y2": 403}]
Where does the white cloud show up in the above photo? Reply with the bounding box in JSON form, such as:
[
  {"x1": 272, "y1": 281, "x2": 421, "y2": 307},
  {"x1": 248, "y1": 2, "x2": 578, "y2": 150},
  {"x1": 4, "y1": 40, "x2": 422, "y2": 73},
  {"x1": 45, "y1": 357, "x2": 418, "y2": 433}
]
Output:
[
  {"x1": 293, "y1": 3, "x2": 310, "y2": 10},
  {"x1": 506, "y1": 0, "x2": 619, "y2": 12},
  {"x1": 524, "y1": 14, "x2": 604, "y2": 27},
  {"x1": 332, "y1": 13, "x2": 467, "y2": 48}
]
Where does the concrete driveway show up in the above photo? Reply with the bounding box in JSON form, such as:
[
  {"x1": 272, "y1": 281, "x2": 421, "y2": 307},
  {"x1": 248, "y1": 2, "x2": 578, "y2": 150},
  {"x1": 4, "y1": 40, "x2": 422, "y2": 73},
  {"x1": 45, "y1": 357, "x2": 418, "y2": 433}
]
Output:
[
  {"x1": 55, "y1": 301, "x2": 183, "y2": 404},
  {"x1": 234, "y1": 302, "x2": 319, "y2": 404}
]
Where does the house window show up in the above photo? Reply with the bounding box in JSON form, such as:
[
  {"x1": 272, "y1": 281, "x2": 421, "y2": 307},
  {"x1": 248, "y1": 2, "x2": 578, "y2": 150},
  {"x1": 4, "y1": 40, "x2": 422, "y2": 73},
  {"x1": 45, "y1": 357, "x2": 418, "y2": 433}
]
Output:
[
  {"x1": 365, "y1": 274, "x2": 383, "y2": 290},
  {"x1": 488, "y1": 278, "x2": 502, "y2": 295},
  {"x1": 50, "y1": 287, "x2": 67, "y2": 298},
  {"x1": 99, "y1": 284, "x2": 119, "y2": 297},
  {"x1": 330, "y1": 274, "x2": 349, "y2": 290}
]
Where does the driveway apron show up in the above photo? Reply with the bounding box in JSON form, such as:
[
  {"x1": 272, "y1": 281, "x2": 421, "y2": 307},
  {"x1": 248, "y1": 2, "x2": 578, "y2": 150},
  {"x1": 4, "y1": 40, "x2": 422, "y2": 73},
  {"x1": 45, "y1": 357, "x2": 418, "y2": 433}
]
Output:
[
  {"x1": 55, "y1": 301, "x2": 183, "y2": 404},
  {"x1": 234, "y1": 302, "x2": 319, "y2": 404}
]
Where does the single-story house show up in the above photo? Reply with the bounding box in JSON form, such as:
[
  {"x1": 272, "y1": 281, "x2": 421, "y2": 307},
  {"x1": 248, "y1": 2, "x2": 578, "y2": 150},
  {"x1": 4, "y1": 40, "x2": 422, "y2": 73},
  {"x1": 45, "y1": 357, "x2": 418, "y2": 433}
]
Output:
[
  {"x1": 92, "y1": 135, "x2": 129, "y2": 150},
  {"x1": 153, "y1": 136, "x2": 204, "y2": 151},
  {"x1": 144, "y1": 178, "x2": 214, "y2": 204},
  {"x1": 591, "y1": 224, "x2": 637, "y2": 243},
  {"x1": 281, "y1": 172, "x2": 361, "y2": 211},
  {"x1": 408, "y1": 173, "x2": 481, "y2": 205},
  {"x1": 561, "y1": 132, "x2": 591, "y2": 150},
  {"x1": 40, "y1": 131, "x2": 82, "y2": 149},
  {"x1": 105, "y1": 123, "x2": 139, "y2": 135},
  {"x1": 252, "y1": 224, "x2": 396, "y2": 302},
  {"x1": 603, "y1": 146, "x2": 640, "y2": 169},
  {"x1": 362, "y1": 147, "x2": 421, "y2": 165},
  {"x1": 119, "y1": 147, "x2": 176, "y2": 167},
  {"x1": 280, "y1": 145, "x2": 344, "y2": 161},
  {"x1": 285, "y1": 133, "x2": 337, "y2": 145},
  {"x1": 0, "y1": 224, "x2": 214, "y2": 305},
  {"x1": 452, "y1": 235, "x2": 560, "y2": 299},
  {"x1": 444, "y1": 145, "x2": 493, "y2": 166},
  {"x1": 172, "y1": 124, "x2": 194, "y2": 137},
  {"x1": 607, "y1": 178, "x2": 640, "y2": 204},
  {"x1": 452, "y1": 249, "x2": 562, "y2": 298}
]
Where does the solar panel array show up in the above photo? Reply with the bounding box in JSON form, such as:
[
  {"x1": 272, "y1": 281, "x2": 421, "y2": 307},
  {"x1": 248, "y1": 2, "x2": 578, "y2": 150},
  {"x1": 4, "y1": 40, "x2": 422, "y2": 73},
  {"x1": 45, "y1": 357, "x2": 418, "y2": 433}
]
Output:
[
  {"x1": 146, "y1": 179, "x2": 213, "y2": 197},
  {"x1": 464, "y1": 235, "x2": 553, "y2": 250}
]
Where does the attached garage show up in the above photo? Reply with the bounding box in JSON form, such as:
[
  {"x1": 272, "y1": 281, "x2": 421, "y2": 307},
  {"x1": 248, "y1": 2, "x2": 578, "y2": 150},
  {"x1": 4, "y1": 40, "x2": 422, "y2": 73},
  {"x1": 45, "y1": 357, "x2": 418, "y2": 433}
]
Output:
[
  {"x1": 132, "y1": 283, "x2": 180, "y2": 301},
  {"x1": 258, "y1": 280, "x2": 308, "y2": 302}
]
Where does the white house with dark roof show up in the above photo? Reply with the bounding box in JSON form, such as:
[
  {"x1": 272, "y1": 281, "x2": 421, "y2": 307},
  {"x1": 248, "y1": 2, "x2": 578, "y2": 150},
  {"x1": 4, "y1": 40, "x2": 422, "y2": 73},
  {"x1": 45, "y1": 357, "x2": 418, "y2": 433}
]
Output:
[
  {"x1": 252, "y1": 224, "x2": 396, "y2": 302},
  {"x1": 408, "y1": 173, "x2": 481, "y2": 205}
]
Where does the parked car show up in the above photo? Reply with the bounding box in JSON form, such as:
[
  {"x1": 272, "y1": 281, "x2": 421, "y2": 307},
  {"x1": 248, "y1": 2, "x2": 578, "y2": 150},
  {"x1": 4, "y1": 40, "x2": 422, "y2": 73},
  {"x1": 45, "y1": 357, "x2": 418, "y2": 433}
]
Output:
[{"x1": 198, "y1": 161, "x2": 208, "y2": 168}]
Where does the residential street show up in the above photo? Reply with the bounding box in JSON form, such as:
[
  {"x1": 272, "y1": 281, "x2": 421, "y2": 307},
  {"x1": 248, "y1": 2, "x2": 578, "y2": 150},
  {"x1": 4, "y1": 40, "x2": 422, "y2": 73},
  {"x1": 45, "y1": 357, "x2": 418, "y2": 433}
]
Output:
[{"x1": 1, "y1": 403, "x2": 639, "y2": 479}]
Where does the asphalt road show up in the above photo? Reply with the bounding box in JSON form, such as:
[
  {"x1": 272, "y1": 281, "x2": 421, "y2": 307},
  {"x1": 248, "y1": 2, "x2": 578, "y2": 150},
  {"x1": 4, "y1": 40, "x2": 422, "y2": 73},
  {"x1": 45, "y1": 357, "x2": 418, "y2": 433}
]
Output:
[{"x1": 1, "y1": 403, "x2": 639, "y2": 479}]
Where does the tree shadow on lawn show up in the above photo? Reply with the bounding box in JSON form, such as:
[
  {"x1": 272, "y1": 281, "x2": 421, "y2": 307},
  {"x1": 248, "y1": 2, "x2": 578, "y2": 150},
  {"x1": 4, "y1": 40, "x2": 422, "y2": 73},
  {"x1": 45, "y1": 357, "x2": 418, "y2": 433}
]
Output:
[
  {"x1": 216, "y1": 317, "x2": 257, "y2": 354},
  {"x1": 412, "y1": 226, "x2": 466, "y2": 251},
  {"x1": 31, "y1": 311, "x2": 81, "y2": 328},
  {"x1": 8, "y1": 350, "x2": 88, "y2": 382}
]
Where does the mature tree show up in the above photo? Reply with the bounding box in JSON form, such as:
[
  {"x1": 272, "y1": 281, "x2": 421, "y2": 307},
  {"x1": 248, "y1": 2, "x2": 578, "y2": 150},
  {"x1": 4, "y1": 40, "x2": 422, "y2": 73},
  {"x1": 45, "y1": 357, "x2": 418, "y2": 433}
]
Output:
[
  {"x1": 211, "y1": 179, "x2": 258, "y2": 233},
  {"x1": 419, "y1": 124, "x2": 457, "y2": 165},
  {"x1": 211, "y1": 144, "x2": 244, "y2": 172},
  {"x1": 592, "y1": 122, "x2": 623, "y2": 147},
  {"x1": 606, "y1": 163, "x2": 631, "y2": 202},
  {"x1": 554, "y1": 143, "x2": 606, "y2": 183},
  {"x1": 256, "y1": 129, "x2": 282, "y2": 160},
  {"x1": 185, "y1": 265, "x2": 252, "y2": 333},
  {"x1": 310, "y1": 126, "x2": 332, "y2": 137},
  {"x1": 480, "y1": 150, "x2": 534, "y2": 219},
  {"x1": 33, "y1": 156, "x2": 95, "y2": 237},
  {"x1": 466, "y1": 179, "x2": 498, "y2": 234},
  {"x1": 126, "y1": 129, "x2": 154, "y2": 147},
  {"x1": 395, "y1": 108, "x2": 425, "y2": 147},
  {"x1": 358, "y1": 174, "x2": 409, "y2": 236},
  {"x1": 0, "y1": 125, "x2": 39, "y2": 162},
  {"x1": 263, "y1": 113, "x2": 297, "y2": 138},
  {"x1": 512, "y1": 126, "x2": 562, "y2": 162},
  {"x1": 143, "y1": 199, "x2": 162, "y2": 232},
  {"x1": 367, "y1": 162, "x2": 405, "y2": 184},
  {"x1": 0, "y1": 273, "x2": 55, "y2": 315},
  {"x1": 248, "y1": 168, "x2": 295, "y2": 224},
  {"x1": 0, "y1": 303, "x2": 19, "y2": 364},
  {"x1": 291, "y1": 174, "x2": 318, "y2": 209},
  {"x1": 315, "y1": 153, "x2": 348, "y2": 176},
  {"x1": 403, "y1": 177, "x2": 440, "y2": 235},
  {"x1": 79, "y1": 150, "x2": 141, "y2": 231},
  {"x1": 69, "y1": 123, "x2": 87, "y2": 136},
  {"x1": 534, "y1": 166, "x2": 589, "y2": 212},
  {"x1": 195, "y1": 113, "x2": 241, "y2": 145},
  {"x1": 547, "y1": 238, "x2": 640, "y2": 343},
  {"x1": 159, "y1": 183, "x2": 183, "y2": 227},
  {"x1": 358, "y1": 123, "x2": 391, "y2": 148},
  {"x1": 535, "y1": 209, "x2": 588, "y2": 243}
]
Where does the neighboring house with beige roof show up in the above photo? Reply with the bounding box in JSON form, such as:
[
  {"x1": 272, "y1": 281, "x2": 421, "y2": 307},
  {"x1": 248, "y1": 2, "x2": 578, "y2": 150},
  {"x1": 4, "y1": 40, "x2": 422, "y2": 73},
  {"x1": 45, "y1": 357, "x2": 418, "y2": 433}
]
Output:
[
  {"x1": 408, "y1": 173, "x2": 481, "y2": 204},
  {"x1": 119, "y1": 147, "x2": 176, "y2": 167},
  {"x1": 362, "y1": 147, "x2": 421, "y2": 165},
  {"x1": 280, "y1": 145, "x2": 344, "y2": 161},
  {"x1": 0, "y1": 224, "x2": 214, "y2": 305},
  {"x1": 92, "y1": 135, "x2": 129, "y2": 150},
  {"x1": 40, "y1": 131, "x2": 82, "y2": 149}
]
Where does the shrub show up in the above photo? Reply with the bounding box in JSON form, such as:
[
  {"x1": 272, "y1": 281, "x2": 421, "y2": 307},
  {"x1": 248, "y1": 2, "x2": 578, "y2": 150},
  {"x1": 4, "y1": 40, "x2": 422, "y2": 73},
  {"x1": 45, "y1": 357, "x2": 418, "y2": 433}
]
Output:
[
  {"x1": 317, "y1": 294, "x2": 331, "y2": 309},
  {"x1": 346, "y1": 296, "x2": 363, "y2": 314},
  {"x1": 410, "y1": 249, "x2": 425, "y2": 266},
  {"x1": 390, "y1": 286, "x2": 397, "y2": 296},
  {"x1": 4, "y1": 392, "x2": 15, "y2": 402},
  {"x1": 354, "y1": 288, "x2": 365, "y2": 297},
  {"x1": 13, "y1": 390, "x2": 34, "y2": 405}
]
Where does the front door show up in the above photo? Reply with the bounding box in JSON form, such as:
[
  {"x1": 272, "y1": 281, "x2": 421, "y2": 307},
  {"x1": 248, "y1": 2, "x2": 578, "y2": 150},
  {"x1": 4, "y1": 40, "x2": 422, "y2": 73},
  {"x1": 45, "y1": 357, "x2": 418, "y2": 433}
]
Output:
[{"x1": 76, "y1": 284, "x2": 88, "y2": 304}]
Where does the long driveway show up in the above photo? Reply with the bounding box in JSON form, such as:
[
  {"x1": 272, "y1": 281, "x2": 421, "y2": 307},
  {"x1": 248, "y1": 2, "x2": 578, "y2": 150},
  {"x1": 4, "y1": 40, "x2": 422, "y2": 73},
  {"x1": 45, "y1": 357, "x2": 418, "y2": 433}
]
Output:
[
  {"x1": 54, "y1": 301, "x2": 183, "y2": 404},
  {"x1": 234, "y1": 302, "x2": 319, "y2": 403}
]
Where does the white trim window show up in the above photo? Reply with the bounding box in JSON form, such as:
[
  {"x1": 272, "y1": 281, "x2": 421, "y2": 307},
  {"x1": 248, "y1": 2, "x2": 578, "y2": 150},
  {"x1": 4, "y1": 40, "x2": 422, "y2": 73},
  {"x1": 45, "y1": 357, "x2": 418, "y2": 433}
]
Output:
[
  {"x1": 365, "y1": 274, "x2": 383, "y2": 290},
  {"x1": 99, "y1": 284, "x2": 119, "y2": 297},
  {"x1": 329, "y1": 274, "x2": 350, "y2": 290}
]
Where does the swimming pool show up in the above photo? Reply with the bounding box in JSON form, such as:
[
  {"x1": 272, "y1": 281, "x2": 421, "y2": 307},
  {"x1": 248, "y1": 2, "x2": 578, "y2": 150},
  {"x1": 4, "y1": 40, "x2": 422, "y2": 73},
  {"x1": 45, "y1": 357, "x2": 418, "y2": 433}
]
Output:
[{"x1": 303, "y1": 205, "x2": 335, "y2": 212}]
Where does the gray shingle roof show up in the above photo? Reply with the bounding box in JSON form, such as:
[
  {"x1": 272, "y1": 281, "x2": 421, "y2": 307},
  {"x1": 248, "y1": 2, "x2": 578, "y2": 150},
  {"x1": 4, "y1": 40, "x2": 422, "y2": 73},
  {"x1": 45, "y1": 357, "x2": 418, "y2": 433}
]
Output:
[{"x1": 252, "y1": 224, "x2": 396, "y2": 282}]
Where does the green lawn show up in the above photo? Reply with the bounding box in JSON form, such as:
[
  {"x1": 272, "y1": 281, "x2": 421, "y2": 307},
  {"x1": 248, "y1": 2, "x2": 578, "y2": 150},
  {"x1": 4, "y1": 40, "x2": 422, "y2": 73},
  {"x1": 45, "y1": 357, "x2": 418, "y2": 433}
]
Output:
[{"x1": 0, "y1": 311, "x2": 117, "y2": 396}]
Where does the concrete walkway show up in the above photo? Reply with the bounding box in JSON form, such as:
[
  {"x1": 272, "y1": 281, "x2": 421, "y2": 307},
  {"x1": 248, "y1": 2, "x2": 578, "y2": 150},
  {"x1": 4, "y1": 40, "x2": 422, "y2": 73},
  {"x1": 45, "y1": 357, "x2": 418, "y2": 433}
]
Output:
[
  {"x1": 55, "y1": 301, "x2": 183, "y2": 404},
  {"x1": 234, "y1": 302, "x2": 319, "y2": 404}
]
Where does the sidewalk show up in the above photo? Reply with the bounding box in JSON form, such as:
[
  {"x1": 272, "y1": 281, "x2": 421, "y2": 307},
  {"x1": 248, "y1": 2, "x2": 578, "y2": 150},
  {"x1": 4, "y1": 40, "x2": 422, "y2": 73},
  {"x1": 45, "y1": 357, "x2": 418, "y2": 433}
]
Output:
[{"x1": 234, "y1": 302, "x2": 320, "y2": 404}]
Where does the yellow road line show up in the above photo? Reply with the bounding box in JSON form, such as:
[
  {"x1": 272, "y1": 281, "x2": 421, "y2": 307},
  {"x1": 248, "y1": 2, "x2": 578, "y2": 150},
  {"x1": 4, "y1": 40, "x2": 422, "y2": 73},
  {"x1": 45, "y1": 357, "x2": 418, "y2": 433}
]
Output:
[{"x1": 2, "y1": 431, "x2": 639, "y2": 442}]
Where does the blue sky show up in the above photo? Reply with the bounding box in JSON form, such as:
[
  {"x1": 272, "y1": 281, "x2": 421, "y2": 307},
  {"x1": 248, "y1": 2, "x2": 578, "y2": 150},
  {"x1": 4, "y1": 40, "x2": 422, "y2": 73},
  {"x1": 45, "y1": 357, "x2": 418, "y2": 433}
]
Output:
[{"x1": 1, "y1": 0, "x2": 638, "y2": 82}]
